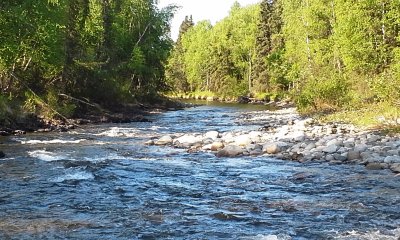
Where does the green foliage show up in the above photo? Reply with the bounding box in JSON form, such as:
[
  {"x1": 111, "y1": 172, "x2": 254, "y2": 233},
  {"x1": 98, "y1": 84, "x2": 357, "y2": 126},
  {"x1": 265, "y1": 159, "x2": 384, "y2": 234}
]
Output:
[
  {"x1": 164, "y1": 0, "x2": 400, "y2": 119},
  {"x1": 252, "y1": 0, "x2": 286, "y2": 93},
  {"x1": 0, "y1": 0, "x2": 176, "y2": 123},
  {"x1": 23, "y1": 90, "x2": 76, "y2": 119},
  {"x1": 45, "y1": 90, "x2": 76, "y2": 119},
  {"x1": 165, "y1": 15, "x2": 194, "y2": 93},
  {"x1": 367, "y1": 71, "x2": 400, "y2": 103},
  {"x1": 321, "y1": 102, "x2": 400, "y2": 129},
  {"x1": 181, "y1": 20, "x2": 212, "y2": 92},
  {"x1": 0, "y1": 94, "x2": 11, "y2": 124},
  {"x1": 296, "y1": 74, "x2": 351, "y2": 113},
  {"x1": 167, "y1": 3, "x2": 260, "y2": 97}
]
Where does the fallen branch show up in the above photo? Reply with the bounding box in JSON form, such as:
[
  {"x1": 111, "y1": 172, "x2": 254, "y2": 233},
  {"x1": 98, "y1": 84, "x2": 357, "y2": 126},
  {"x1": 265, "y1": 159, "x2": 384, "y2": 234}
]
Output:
[
  {"x1": 58, "y1": 93, "x2": 96, "y2": 107},
  {"x1": 9, "y1": 72, "x2": 79, "y2": 128},
  {"x1": 58, "y1": 93, "x2": 110, "y2": 114}
]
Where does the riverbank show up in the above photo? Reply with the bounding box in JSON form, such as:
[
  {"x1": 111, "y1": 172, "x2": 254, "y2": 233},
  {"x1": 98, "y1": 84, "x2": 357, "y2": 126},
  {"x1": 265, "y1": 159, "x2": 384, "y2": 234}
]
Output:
[
  {"x1": 167, "y1": 92, "x2": 294, "y2": 108},
  {"x1": 0, "y1": 98, "x2": 184, "y2": 138},
  {"x1": 149, "y1": 107, "x2": 400, "y2": 174},
  {"x1": 0, "y1": 100, "x2": 181, "y2": 158}
]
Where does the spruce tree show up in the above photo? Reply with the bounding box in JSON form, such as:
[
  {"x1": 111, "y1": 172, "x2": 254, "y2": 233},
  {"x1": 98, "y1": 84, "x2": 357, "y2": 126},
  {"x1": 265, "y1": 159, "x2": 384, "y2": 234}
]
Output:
[{"x1": 252, "y1": 0, "x2": 283, "y2": 94}]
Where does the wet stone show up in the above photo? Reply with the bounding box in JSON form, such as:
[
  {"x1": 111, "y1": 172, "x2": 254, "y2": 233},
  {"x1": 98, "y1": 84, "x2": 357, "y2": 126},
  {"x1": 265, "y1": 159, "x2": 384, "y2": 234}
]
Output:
[
  {"x1": 333, "y1": 153, "x2": 347, "y2": 161},
  {"x1": 13, "y1": 130, "x2": 26, "y2": 135},
  {"x1": 323, "y1": 144, "x2": 338, "y2": 154},
  {"x1": 347, "y1": 150, "x2": 361, "y2": 161},
  {"x1": 212, "y1": 212, "x2": 242, "y2": 221},
  {"x1": 366, "y1": 163, "x2": 387, "y2": 170},
  {"x1": 155, "y1": 135, "x2": 173, "y2": 145},
  {"x1": 205, "y1": 131, "x2": 220, "y2": 139},
  {"x1": 384, "y1": 156, "x2": 400, "y2": 164},
  {"x1": 390, "y1": 163, "x2": 400, "y2": 173},
  {"x1": 263, "y1": 143, "x2": 281, "y2": 154},
  {"x1": 216, "y1": 145, "x2": 244, "y2": 157},
  {"x1": 0, "y1": 131, "x2": 11, "y2": 136},
  {"x1": 211, "y1": 142, "x2": 225, "y2": 151}
]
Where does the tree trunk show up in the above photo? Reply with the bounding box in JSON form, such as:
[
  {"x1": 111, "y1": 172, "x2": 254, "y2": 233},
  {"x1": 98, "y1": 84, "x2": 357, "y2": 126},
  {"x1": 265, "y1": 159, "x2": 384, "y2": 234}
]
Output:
[{"x1": 301, "y1": 0, "x2": 312, "y2": 67}]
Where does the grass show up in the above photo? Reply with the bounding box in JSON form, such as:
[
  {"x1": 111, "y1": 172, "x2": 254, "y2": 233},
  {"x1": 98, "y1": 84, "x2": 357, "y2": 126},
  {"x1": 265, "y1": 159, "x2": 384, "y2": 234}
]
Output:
[
  {"x1": 191, "y1": 91, "x2": 215, "y2": 98},
  {"x1": 318, "y1": 101, "x2": 400, "y2": 131},
  {"x1": 165, "y1": 91, "x2": 215, "y2": 99}
]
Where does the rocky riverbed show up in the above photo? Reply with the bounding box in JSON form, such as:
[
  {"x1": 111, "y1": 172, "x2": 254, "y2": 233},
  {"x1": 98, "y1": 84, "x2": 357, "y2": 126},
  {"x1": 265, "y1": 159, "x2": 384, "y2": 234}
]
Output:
[{"x1": 148, "y1": 107, "x2": 400, "y2": 174}]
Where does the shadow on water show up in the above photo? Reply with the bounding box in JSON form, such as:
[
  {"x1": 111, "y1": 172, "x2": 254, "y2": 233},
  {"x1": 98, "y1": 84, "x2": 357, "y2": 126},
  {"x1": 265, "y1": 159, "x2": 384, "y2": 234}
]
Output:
[{"x1": 0, "y1": 103, "x2": 399, "y2": 239}]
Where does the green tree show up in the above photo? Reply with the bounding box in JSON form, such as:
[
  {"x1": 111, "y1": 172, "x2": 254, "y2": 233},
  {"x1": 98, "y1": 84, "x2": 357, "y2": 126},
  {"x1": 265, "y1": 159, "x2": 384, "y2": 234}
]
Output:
[
  {"x1": 166, "y1": 15, "x2": 194, "y2": 92},
  {"x1": 252, "y1": 0, "x2": 286, "y2": 94},
  {"x1": 168, "y1": 3, "x2": 259, "y2": 97},
  {"x1": 0, "y1": 0, "x2": 176, "y2": 123},
  {"x1": 181, "y1": 20, "x2": 213, "y2": 92}
]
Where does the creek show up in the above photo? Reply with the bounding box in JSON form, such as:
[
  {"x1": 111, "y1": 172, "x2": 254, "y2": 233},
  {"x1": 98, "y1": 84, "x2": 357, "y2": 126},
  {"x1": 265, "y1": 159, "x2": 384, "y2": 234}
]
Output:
[{"x1": 0, "y1": 101, "x2": 399, "y2": 239}]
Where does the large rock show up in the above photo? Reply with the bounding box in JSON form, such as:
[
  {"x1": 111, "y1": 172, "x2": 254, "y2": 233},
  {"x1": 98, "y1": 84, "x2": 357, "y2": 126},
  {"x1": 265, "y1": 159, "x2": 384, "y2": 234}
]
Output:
[
  {"x1": 263, "y1": 143, "x2": 284, "y2": 154},
  {"x1": 304, "y1": 143, "x2": 316, "y2": 151},
  {"x1": 216, "y1": 145, "x2": 244, "y2": 157},
  {"x1": 322, "y1": 144, "x2": 338, "y2": 154},
  {"x1": 390, "y1": 163, "x2": 400, "y2": 173},
  {"x1": 326, "y1": 139, "x2": 343, "y2": 147},
  {"x1": 347, "y1": 150, "x2": 361, "y2": 161},
  {"x1": 174, "y1": 134, "x2": 202, "y2": 147},
  {"x1": 354, "y1": 143, "x2": 368, "y2": 152},
  {"x1": 384, "y1": 156, "x2": 400, "y2": 164},
  {"x1": 366, "y1": 163, "x2": 386, "y2": 170},
  {"x1": 0, "y1": 131, "x2": 11, "y2": 136},
  {"x1": 387, "y1": 149, "x2": 399, "y2": 156},
  {"x1": 144, "y1": 140, "x2": 155, "y2": 145},
  {"x1": 366, "y1": 134, "x2": 381, "y2": 143},
  {"x1": 249, "y1": 149, "x2": 263, "y2": 156},
  {"x1": 334, "y1": 153, "x2": 347, "y2": 161},
  {"x1": 0, "y1": 151, "x2": 5, "y2": 158},
  {"x1": 248, "y1": 131, "x2": 262, "y2": 139},
  {"x1": 155, "y1": 135, "x2": 173, "y2": 145},
  {"x1": 274, "y1": 126, "x2": 290, "y2": 139},
  {"x1": 205, "y1": 131, "x2": 220, "y2": 140},
  {"x1": 221, "y1": 132, "x2": 235, "y2": 143},
  {"x1": 288, "y1": 131, "x2": 306, "y2": 142},
  {"x1": 343, "y1": 139, "x2": 355, "y2": 148},
  {"x1": 360, "y1": 151, "x2": 373, "y2": 160},
  {"x1": 202, "y1": 138, "x2": 214, "y2": 144},
  {"x1": 211, "y1": 142, "x2": 225, "y2": 151},
  {"x1": 235, "y1": 134, "x2": 252, "y2": 146},
  {"x1": 311, "y1": 151, "x2": 324, "y2": 160},
  {"x1": 202, "y1": 144, "x2": 213, "y2": 150},
  {"x1": 325, "y1": 154, "x2": 335, "y2": 161}
]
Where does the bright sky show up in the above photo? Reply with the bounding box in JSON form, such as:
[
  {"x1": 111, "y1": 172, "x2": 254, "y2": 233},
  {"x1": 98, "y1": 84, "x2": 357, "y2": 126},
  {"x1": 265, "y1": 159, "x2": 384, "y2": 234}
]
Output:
[{"x1": 157, "y1": 0, "x2": 261, "y2": 40}]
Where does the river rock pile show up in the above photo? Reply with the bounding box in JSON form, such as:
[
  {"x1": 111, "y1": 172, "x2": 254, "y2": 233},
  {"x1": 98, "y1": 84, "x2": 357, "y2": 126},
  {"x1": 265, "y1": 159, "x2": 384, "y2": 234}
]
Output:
[{"x1": 148, "y1": 108, "x2": 400, "y2": 174}]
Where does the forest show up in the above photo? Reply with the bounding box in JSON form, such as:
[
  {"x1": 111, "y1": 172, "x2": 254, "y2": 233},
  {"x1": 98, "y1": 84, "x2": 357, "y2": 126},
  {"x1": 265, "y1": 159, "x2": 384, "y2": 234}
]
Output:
[
  {"x1": 167, "y1": 0, "x2": 400, "y2": 122},
  {"x1": 0, "y1": 0, "x2": 175, "y2": 127},
  {"x1": 1, "y1": 0, "x2": 400, "y2": 127}
]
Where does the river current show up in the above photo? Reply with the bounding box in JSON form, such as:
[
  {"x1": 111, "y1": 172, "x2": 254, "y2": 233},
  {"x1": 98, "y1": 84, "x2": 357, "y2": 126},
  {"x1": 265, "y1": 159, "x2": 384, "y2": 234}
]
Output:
[{"x1": 0, "y1": 102, "x2": 399, "y2": 239}]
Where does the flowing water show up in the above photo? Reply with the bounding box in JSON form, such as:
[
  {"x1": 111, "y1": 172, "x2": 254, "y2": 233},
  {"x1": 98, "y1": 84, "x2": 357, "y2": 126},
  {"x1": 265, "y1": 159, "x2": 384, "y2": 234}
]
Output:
[{"x1": 0, "y1": 102, "x2": 399, "y2": 239}]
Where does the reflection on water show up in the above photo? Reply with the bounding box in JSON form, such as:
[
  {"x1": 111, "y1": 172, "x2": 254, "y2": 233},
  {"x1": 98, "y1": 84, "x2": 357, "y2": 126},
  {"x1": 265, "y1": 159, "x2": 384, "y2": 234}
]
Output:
[{"x1": 0, "y1": 102, "x2": 399, "y2": 239}]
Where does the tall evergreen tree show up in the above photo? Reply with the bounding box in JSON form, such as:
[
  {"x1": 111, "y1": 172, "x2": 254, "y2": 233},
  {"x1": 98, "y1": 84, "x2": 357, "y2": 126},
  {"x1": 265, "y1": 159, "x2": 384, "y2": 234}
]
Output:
[{"x1": 252, "y1": 0, "x2": 284, "y2": 94}]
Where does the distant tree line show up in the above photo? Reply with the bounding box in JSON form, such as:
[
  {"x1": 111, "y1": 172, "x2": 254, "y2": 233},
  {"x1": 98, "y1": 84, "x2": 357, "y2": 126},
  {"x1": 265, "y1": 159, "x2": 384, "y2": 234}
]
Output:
[
  {"x1": 0, "y1": 0, "x2": 175, "y2": 123},
  {"x1": 166, "y1": 0, "x2": 400, "y2": 112}
]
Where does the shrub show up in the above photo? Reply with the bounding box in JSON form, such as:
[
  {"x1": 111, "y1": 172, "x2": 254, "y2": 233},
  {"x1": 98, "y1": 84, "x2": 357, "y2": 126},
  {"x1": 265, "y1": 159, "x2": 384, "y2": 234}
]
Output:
[{"x1": 296, "y1": 74, "x2": 351, "y2": 113}]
